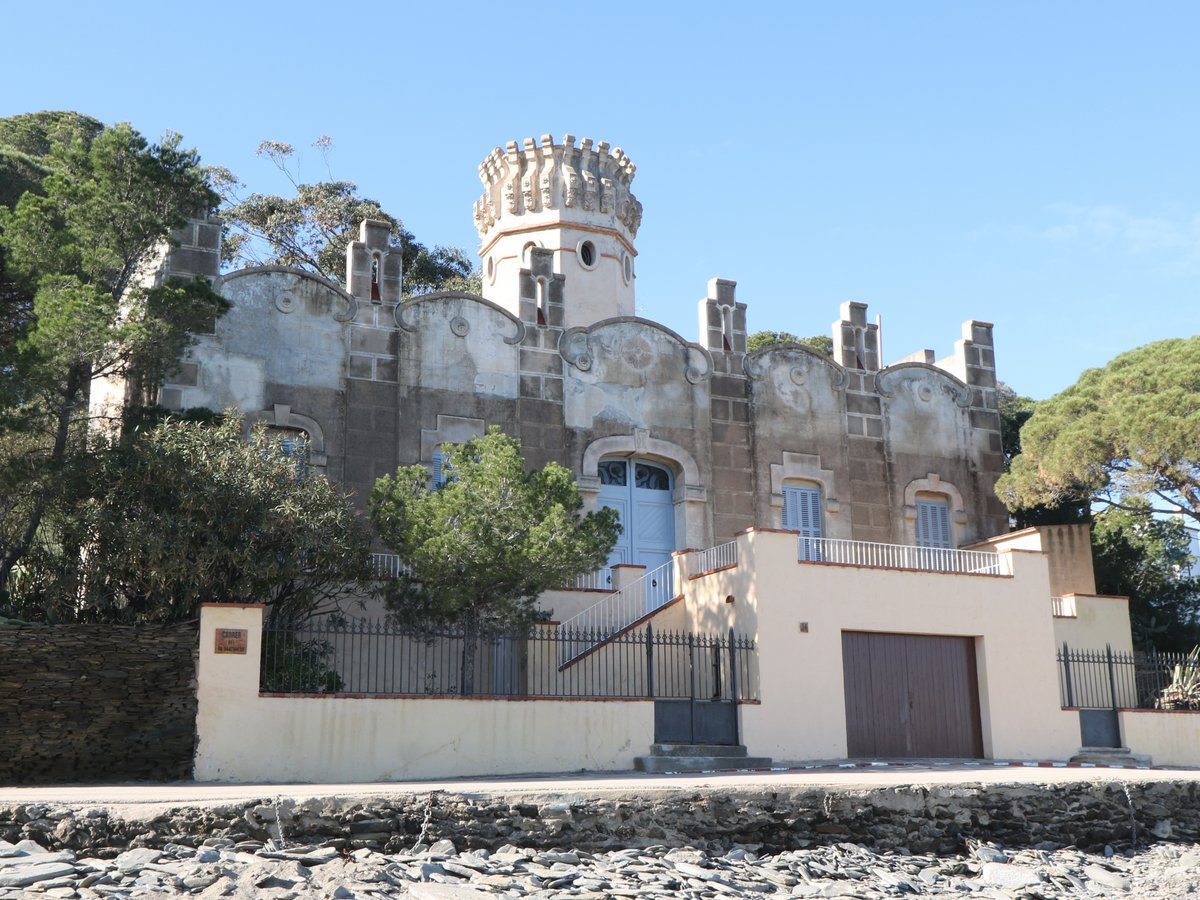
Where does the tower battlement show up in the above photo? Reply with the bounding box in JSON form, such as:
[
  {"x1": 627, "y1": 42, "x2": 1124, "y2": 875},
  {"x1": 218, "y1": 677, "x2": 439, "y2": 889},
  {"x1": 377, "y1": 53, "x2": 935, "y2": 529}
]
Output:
[{"x1": 473, "y1": 133, "x2": 643, "y2": 245}]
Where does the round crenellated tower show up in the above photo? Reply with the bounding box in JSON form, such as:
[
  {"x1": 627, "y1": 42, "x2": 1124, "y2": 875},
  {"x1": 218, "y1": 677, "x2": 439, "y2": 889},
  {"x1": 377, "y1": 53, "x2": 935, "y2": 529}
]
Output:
[{"x1": 475, "y1": 134, "x2": 642, "y2": 328}]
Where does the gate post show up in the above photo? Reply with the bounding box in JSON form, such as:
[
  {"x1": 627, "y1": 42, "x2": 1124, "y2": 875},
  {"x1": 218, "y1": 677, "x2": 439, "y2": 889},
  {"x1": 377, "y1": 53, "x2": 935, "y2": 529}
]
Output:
[
  {"x1": 688, "y1": 632, "x2": 697, "y2": 742},
  {"x1": 1062, "y1": 641, "x2": 1075, "y2": 708},
  {"x1": 728, "y1": 628, "x2": 741, "y2": 746},
  {"x1": 1106, "y1": 643, "x2": 1119, "y2": 711},
  {"x1": 645, "y1": 622, "x2": 655, "y2": 699},
  {"x1": 1106, "y1": 643, "x2": 1124, "y2": 748}
]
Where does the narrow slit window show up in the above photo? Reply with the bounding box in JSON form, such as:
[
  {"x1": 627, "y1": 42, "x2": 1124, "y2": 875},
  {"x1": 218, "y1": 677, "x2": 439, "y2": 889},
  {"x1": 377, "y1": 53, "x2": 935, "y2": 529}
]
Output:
[{"x1": 536, "y1": 278, "x2": 548, "y2": 326}]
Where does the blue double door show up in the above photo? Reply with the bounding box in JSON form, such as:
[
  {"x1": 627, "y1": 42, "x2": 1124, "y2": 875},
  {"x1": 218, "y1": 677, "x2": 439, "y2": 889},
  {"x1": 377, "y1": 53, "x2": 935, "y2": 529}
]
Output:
[{"x1": 597, "y1": 458, "x2": 676, "y2": 596}]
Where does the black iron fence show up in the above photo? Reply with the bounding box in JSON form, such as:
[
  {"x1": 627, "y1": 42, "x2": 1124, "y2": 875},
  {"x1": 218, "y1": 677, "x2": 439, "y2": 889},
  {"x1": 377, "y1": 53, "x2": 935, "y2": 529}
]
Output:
[
  {"x1": 1056, "y1": 643, "x2": 1200, "y2": 711},
  {"x1": 260, "y1": 618, "x2": 759, "y2": 702}
]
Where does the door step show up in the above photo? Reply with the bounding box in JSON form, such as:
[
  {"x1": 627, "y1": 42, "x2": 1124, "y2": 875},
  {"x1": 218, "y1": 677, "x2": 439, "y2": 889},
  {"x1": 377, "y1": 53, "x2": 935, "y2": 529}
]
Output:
[
  {"x1": 1070, "y1": 747, "x2": 1154, "y2": 767},
  {"x1": 634, "y1": 744, "x2": 773, "y2": 773}
]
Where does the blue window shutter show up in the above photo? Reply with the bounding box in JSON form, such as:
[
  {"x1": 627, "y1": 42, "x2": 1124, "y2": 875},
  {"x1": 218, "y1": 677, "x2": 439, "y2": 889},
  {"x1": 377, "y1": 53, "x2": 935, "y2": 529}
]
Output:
[
  {"x1": 784, "y1": 486, "x2": 822, "y2": 536},
  {"x1": 783, "y1": 488, "x2": 799, "y2": 530},
  {"x1": 916, "y1": 499, "x2": 951, "y2": 548},
  {"x1": 785, "y1": 485, "x2": 823, "y2": 561},
  {"x1": 432, "y1": 450, "x2": 445, "y2": 488}
]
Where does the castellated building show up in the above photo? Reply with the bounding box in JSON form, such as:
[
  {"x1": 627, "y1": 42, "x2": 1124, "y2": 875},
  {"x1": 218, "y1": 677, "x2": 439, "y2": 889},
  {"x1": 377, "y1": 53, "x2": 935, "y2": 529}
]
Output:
[{"x1": 126, "y1": 133, "x2": 1010, "y2": 576}]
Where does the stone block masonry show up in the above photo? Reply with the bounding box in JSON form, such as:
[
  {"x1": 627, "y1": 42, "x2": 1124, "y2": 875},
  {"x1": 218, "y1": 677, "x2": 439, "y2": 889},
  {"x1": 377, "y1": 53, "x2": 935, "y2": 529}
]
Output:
[{"x1": 0, "y1": 623, "x2": 198, "y2": 784}]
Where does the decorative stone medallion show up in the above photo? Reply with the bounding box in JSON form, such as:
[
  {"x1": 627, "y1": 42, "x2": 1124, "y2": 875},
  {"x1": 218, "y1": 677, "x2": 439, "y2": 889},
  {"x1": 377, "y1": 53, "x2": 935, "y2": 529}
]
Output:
[
  {"x1": 622, "y1": 336, "x2": 653, "y2": 370},
  {"x1": 275, "y1": 292, "x2": 296, "y2": 314},
  {"x1": 450, "y1": 316, "x2": 470, "y2": 337}
]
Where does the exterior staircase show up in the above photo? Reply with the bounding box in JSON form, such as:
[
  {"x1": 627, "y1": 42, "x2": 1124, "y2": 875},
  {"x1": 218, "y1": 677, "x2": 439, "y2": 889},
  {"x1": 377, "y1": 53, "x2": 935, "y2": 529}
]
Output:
[
  {"x1": 634, "y1": 743, "x2": 773, "y2": 773},
  {"x1": 1070, "y1": 747, "x2": 1153, "y2": 767},
  {"x1": 557, "y1": 559, "x2": 677, "y2": 667}
]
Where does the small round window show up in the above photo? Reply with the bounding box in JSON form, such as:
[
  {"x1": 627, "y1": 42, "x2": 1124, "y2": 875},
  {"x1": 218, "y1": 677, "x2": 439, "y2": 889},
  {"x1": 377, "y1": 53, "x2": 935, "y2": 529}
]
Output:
[
  {"x1": 577, "y1": 239, "x2": 597, "y2": 269},
  {"x1": 622, "y1": 253, "x2": 633, "y2": 284},
  {"x1": 486, "y1": 255, "x2": 495, "y2": 283}
]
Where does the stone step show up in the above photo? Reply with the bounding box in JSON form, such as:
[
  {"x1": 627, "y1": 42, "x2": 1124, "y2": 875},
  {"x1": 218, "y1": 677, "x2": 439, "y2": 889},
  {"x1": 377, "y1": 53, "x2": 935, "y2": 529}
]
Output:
[
  {"x1": 1071, "y1": 747, "x2": 1154, "y2": 766},
  {"x1": 648, "y1": 743, "x2": 751, "y2": 758},
  {"x1": 634, "y1": 754, "x2": 774, "y2": 773}
]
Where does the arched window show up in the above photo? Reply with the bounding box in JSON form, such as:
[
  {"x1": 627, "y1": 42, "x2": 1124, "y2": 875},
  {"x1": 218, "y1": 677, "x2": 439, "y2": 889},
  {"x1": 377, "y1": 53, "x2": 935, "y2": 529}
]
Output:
[
  {"x1": 264, "y1": 426, "x2": 309, "y2": 477},
  {"x1": 598, "y1": 457, "x2": 676, "y2": 580},
  {"x1": 370, "y1": 253, "x2": 381, "y2": 302}
]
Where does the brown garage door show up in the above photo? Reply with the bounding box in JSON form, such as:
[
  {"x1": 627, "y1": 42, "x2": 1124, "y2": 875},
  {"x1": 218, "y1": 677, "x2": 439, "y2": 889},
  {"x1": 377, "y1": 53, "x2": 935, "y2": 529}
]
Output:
[{"x1": 842, "y1": 631, "x2": 984, "y2": 759}]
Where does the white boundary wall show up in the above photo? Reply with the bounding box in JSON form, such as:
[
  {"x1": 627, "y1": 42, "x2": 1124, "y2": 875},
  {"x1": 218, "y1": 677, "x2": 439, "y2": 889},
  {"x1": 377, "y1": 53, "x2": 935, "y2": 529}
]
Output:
[{"x1": 195, "y1": 605, "x2": 652, "y2": 783}]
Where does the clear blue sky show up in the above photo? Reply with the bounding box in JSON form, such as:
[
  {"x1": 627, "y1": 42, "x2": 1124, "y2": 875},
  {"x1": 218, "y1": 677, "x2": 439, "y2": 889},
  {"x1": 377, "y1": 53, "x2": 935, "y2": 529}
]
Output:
[{"x1": 3, "y1": 1, "x2": 1197, "y2": 400}]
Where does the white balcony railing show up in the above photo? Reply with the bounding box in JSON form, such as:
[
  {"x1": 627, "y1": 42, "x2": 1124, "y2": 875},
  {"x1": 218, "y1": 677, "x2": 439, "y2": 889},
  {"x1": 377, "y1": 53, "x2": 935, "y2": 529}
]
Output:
[
  {"x1": 571, "y1": 567, "x2": 614, "y2": 591},
  {"x1": 797, "y1": 537, "x2": 1009, "y2": 576},
  {"x1": 1051, "y1": 595, "x2": 1077, "y2": 618},
  {"x1": 693, "y1": 540, "x2": 738, "y2": 575},
  {"x1": 372, "y1": 552, "x2": 408, "y2": 579}
]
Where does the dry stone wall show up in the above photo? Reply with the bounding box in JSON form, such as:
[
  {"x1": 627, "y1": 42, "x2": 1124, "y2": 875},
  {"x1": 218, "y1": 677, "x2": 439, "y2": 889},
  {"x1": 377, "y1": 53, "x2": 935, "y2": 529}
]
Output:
[
  {"x1": 3, "y1": 780, "x2": 1199, "y2": 856},
  {"x1": 0, "y1": 623, "x2": 198, "y2": 784}
]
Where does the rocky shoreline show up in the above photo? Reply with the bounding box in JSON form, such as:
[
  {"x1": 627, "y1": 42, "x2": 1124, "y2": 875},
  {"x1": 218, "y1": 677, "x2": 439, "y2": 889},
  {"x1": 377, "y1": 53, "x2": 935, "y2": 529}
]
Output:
[{"x1": 3, "y1": 832, "x2": 1200, "y2": 898}]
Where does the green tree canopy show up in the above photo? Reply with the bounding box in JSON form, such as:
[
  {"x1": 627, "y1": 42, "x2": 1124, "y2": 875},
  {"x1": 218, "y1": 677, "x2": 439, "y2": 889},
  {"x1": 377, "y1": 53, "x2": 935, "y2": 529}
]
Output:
[
  {"x1": 370, "y1": 428, "x2": 620, "y2": 633},
  {"x1": 746, "y1": 330, "x2": 834, "y2": 356},
  {"x1": 0, "y1": 111, "x2": 103, "y2": 210},
  {"x1": 996, "y1": 383, "x2": 1090, "y2": 528},
  {"x1": 0, "y1": 112, "x2": 105, "y2": 353},
  {"x1": 212, "y1": 138, "x2": 481, "y2": 296},
  {"x1": 4, "y1": 416, "x2": 376, "y2": 625},
  {"x1": 995, "y1": 337, "x2": 1200, "y2": 527},
  {"x1": 1091, "y1": 507, "x2": 1200, "y2": 652},
  {"x1": 0, "y1": 119, "x2": 227, "y2": 594}
]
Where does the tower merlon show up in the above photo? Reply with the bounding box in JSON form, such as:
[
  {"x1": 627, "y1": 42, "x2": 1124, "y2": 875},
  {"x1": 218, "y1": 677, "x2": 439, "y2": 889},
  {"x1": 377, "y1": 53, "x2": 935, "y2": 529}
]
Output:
[
  {"x1": 698, "y1": 278, "x2": 746, "y2": 354},
  {"x1": 833, "y1": 301, "x2": 879, "y2": 371},
  {"x1": 346, "y1": 219, "x2": 402, "y2": 303}
]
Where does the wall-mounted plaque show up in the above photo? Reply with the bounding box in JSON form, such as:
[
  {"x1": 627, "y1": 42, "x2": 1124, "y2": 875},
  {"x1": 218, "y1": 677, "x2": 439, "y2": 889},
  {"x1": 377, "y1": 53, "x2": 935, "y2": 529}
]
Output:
[{"x1": 214, "y1": 628, "x2": 248, "y2": 655}]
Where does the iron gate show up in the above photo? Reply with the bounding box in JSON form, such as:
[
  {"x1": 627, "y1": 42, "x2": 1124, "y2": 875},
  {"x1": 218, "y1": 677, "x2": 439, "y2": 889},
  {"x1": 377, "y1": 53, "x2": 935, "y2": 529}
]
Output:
[{"x1": 651, "y1": 627, "x2": 749, "y2": 745}]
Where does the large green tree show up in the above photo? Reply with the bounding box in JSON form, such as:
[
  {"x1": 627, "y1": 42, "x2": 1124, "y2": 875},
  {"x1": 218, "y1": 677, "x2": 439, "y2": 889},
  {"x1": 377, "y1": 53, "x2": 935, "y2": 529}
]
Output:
[
  {"x1": 0, "y1": 119, "x2": 226, "y2": 595},
  {"x1": 0, "y1": 112, "x2": 104, "y2": 354},
  {"x1": 996, "y1": 383, "x2": 1090, "y2": 528},
  {"x1": 1091, "y1": 507, "x2": 1200, "y2": 652},
  {"x1": 995, "y1": 337, "x2": 1200, "y2": 527},
  {"x1": 211, "y1": 138, "x2": 481, "y2": 296},
  {"x1": 5, "y1": 416, "x2": 376, "y2": 624},
  {"x1": 369, "y1": 428, "x2": 620, "y2": 691}
]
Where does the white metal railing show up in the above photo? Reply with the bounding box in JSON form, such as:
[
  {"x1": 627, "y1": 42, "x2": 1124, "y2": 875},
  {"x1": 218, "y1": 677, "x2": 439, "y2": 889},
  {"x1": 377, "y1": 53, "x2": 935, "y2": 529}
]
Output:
[
  {"x1": 557, "y1": 560, "x2": 677, "y2": 664},
  {"x1": 1051, "y1": 595, "x2": 1077, "y2": 618},
  {"x1": 372, "y1": 552, "x2": 408, "y2": 579},
  {"x1": 570, "y1": 567, "x2": 613, "y2": 591},
  {"x1": 693, "y1": 540, "x2": 738, "y2": 574},
  {"x1": 797, "y1": 537, "x2": 1010, "y2": 575}
]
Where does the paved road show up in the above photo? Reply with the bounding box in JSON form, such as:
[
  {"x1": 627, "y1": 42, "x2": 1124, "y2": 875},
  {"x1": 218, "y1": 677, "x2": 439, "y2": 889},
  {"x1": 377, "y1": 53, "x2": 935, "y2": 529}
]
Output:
[{"x1": 4, "y1": 761, "x2": 1200, "y2": 817}]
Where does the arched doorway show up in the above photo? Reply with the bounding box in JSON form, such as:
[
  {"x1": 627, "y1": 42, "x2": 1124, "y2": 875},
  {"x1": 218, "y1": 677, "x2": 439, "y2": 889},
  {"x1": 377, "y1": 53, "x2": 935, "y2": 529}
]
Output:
[{"x1": 597, "y1": 457, "x2": 676, "y2": 575}]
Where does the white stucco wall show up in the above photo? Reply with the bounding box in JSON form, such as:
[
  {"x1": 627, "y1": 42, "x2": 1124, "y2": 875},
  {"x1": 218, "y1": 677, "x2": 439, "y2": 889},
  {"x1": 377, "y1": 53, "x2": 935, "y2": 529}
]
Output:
[
  {"x1": 1120, "y1": 711, "x2": 1200, "y2": 767},
  {"x1": 680, "y1": 530, "x2": 1080, "y2": 763},
  {"x1": 1053, "y1": 594, "x2": 1135, "y2": 655},
  {"x1": 195, "y1": 605, "x2": 653, "y2": 783}
]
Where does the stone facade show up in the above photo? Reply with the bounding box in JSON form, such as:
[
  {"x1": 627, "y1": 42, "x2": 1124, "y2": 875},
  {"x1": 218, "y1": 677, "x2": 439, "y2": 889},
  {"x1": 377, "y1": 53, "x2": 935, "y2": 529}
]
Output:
[
  {"x1": 122, "y1": 132, "x2": 1009, "y2": 564},
  {"x1": 0, "y1": 624, "x2": 198, "y2": 784}
]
